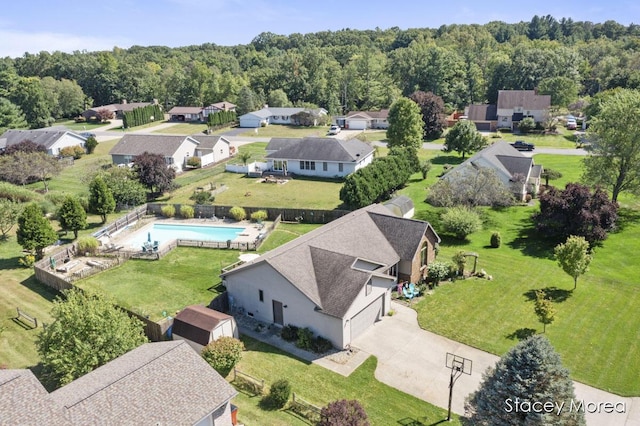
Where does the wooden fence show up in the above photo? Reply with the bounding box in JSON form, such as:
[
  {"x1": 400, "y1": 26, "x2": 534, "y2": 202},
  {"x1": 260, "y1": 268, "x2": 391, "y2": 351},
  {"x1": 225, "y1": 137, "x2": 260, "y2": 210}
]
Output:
[
  {"x1": 290, "y1": 393, "x2": 322, "y2": 424},
  {"x1": 92, "y1": 204, "x2": 149, "y2": 239},
  {"x1": 232, "y1": 368, "x2": 265, "y2": 395}
]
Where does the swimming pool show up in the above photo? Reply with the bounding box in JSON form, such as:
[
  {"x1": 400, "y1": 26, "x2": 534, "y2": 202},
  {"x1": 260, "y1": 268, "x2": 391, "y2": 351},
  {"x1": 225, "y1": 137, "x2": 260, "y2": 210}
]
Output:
[{"x1": 126, "y1": 223, "x2": 246, "y2": 248}]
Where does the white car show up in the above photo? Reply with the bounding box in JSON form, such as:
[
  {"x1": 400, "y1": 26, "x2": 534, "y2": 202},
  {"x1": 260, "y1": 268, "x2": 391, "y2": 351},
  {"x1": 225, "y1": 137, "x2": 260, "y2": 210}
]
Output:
[{"x1": 328, "y1": 125, "x2": 341, "y2": 135}]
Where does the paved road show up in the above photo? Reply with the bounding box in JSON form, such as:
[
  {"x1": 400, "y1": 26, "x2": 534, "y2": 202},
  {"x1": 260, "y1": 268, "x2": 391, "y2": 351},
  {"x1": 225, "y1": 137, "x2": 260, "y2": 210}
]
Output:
[{"x1": 352, "y1": 301, "x2": 640, "y2": 426}]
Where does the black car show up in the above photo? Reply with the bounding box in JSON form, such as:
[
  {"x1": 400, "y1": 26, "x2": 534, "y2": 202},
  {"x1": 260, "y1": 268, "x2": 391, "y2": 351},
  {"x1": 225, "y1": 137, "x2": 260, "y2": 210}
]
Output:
[
  {"x1": 510, "y1": 140, "x2": 535, "y2": 151},
  {"x1": 80, "y1": 132, "x2": 96, "y2": 139}
]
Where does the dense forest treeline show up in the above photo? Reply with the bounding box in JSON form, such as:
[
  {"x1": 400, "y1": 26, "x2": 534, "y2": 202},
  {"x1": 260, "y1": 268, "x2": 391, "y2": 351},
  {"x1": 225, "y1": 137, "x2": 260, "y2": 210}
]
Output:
[{"x1": 2, "y1": 15, "x2": 640, "y2": 129}]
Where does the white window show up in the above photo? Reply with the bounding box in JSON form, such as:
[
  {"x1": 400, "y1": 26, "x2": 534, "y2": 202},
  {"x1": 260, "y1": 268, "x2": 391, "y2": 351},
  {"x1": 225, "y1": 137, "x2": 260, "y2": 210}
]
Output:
[
  {"x1": 338, "y1": 163, "x2": 344, "y2": 172},
  {"x1": 323, "y1": 162, "x2": 328, "y2": 171},
  {"x1": 300, "y1": 161, "x2": 315, "y2": 170}
]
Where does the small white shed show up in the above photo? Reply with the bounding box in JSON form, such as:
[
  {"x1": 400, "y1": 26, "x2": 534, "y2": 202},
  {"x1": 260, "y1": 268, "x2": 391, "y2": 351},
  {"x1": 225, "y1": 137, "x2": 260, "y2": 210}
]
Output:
[{"x1": 172, "y1": 305, "x2": 239, "y2": 352}]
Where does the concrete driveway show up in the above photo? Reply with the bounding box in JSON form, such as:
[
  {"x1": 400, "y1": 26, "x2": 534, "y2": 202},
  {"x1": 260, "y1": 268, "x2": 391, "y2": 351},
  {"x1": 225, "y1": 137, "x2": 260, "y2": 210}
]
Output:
[{"x1": 351, "y1": 301, "x2": 639, "y2": 425}]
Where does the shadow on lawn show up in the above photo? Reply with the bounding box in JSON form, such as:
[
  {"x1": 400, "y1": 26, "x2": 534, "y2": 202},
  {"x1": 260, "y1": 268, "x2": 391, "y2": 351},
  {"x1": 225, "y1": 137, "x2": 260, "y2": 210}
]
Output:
[
  {"x1": 507, "y1": 218, "x2": 556, "y2": 259},
  {"x1": 615, "y1": 207, "x2": 640, "y2": 232},
  {"x1": 506, "y1": 328, "x2": 537, "y2": 341},
  {"x1": 430, "y1": 155, "x2": 464, "y2": 166},
  {"x1": 523, "y1": 286, "x2": 573, "y2": 303}
]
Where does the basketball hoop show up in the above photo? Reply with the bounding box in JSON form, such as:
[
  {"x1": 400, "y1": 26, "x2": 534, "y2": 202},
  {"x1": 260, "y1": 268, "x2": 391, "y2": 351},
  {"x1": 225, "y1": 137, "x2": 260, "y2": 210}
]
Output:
[{"x1": 445, "y1": 352, "x2": 472, "y2": 421}]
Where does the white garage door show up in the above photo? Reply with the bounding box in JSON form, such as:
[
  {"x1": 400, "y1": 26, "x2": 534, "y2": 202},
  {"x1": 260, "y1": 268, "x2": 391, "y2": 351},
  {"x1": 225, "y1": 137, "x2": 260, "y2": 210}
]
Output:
[
  {"x1": 350, "y1": 296, "x2": 382, "y2": 342},
  {"x1": 347, "y1": 119, "x2": 367, "y2": 130}
]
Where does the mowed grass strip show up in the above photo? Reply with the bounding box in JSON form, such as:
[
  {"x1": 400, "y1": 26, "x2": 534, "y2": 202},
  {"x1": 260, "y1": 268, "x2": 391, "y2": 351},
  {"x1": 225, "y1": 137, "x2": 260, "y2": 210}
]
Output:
[
  {"x1": 233, "y1": 336, "x2": 459, "y2": 426},
  {"x1": 236, "y1": 125, "x2": 330, "y2": 138}
]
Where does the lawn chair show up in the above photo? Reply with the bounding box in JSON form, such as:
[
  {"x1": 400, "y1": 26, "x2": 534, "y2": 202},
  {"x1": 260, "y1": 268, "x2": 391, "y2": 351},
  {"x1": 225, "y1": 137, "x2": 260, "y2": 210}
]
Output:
[
  {"x1": 409, "y1": 283, "x2": 420, "y2": 297},
  {"x1": 402, "y1": 287, "x2": 414, "y2": 300}
]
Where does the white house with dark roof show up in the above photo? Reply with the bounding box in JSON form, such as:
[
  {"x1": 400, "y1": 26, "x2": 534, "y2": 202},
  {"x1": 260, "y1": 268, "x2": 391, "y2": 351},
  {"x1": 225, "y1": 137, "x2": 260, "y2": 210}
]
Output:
[
  {"x1": 0, "y1": 128, "x2": 87, "y2": 156},
  {"x1": 264, "y1": 137, "x2": 374, "y2": 178},
  {"x1": 168, "y1": 106, "x2": 206, "y2": 122},
  {"x1": 222, "y1": 204, "x2": 440, "y2": 349},
  {"x1": 343, "y1": 109, "x2": 390, "y2": 130},
  {"x1": 496, "y1": 90, "x2": 551, "y2": 130},
  {"x1": 442, "y1": 141, "x2": 543, "y2": 201},
  {"x1": 81, "y1": 101, "x2": 153, "y2": 120},
  {"x1": 0, "y1": 341, "x2": 237, "y2": 426},
  {"x1": 239, "y1": 106, "x2": 327, "y2": 128},
  {"x1": 109, "y1": 134, "x2": 230, "y2": 172}
]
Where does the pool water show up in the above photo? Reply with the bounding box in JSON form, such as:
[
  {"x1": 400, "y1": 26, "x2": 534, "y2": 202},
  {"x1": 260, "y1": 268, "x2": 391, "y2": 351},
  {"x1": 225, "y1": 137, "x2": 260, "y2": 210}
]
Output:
[{"x1": 127, "y1": 223, "x2": 245, "y2": 247}]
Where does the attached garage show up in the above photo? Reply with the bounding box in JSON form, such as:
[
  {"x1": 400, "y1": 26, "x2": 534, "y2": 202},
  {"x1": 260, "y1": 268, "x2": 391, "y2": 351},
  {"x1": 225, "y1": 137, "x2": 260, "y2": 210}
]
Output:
[
  {"x1": 350, "y1": 296, "x2": 383, "y2": 341},
  {"x1": 474, "y1": 122, "x2": 491, "y2": 131},
  {"x1": 345, "y1": 118, "x2": 368, "y2": 130}
]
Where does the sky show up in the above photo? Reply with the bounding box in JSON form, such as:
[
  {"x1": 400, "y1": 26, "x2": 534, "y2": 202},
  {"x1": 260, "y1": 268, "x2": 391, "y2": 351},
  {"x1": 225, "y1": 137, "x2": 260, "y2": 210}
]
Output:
[{"x1": 0, "y1": 0, "x2": 638, "y2": 58}]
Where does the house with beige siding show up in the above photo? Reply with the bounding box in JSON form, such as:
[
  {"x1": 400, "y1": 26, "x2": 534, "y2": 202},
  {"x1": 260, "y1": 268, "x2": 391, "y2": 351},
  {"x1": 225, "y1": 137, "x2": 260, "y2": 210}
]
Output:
[
  {"x1": 222, "y1": 204, "x2": 440, "y2": 349},
  {"x1": 0, "y1": 127, "x2": 87, "y2": 156}
]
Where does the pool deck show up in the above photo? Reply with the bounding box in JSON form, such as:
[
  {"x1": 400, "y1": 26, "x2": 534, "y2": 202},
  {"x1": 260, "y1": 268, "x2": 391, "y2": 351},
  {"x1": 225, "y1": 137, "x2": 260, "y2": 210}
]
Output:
[{"x1": 102, "y1": 218, "x2": 265, "y2": 251}]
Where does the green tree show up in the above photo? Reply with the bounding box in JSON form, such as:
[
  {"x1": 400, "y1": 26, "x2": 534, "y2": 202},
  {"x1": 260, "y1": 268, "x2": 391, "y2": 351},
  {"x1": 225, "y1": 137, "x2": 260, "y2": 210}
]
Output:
[
  {"x1": 541, "y1": 168, "x2": 563, "y2": 187},
  {"x1": 386, "y1": 97, "x2": 423, "y2": 150},
  {"x1": 10, "y1": 76, "x2": 54, "y2": 128},
  {"x1": 534, "y1": 290, "x2": 556, "y2": 333},
  {"x1": 84, "y1": 136, "x2": 98, "y2": 154},
  {"x1": 37, "y1": 289, "x2": 147, "y2": 387},
  {"x1": 267, "y1": 88, "x2": 291, "y2": 107},
  {"x1": 419, "y1": 159, "x2": 432, "y2": 180},
  {"x1": 538, "y1": 76, "x2": 580, "y2": 109},
  {"x1": 554, "y1": 235, "x2": 592, "y2": 290},
  {"x1": 201, "y1": 336, "x2": 244, "y2": 377},
  {"x1": 465, "y1": 335, "x2": 585, "y2": 425},
  {"x1": 0, "y1": 199, "x2": 22, "y2": 240},
  {"x1": 518, "y1": 116, "x2": 536, "y2": 133},
  {"x1": 16, "y1": 203, "x2": 57, "y2": 259},
  {"x1": 0, "y1": 97, "x2": 28, "y2": 134},
  {"x1": 57, "y1": 196, "x2": 87, "y2": 239},
  {"x1": 583, "y1": 88, "x2": 640, "y2": 202},
  {"x1": 237, "y1": 85, "x2": 259, "y2": 115},
  {"x1": 89, "y1": 176, "x2": 116, "y2": 223},
  {"x1": 100, "y1": 167, "x2": 147, "y2": 207},
  {"x1": 444, "y1": 120, "x2": 487, "y2": 159},
  {"x1": 29, "y1": 151, "x2": 62, "y2": 193},
  {"x1": 440, "y1": 206, "x2": 482, "y2": 240}
]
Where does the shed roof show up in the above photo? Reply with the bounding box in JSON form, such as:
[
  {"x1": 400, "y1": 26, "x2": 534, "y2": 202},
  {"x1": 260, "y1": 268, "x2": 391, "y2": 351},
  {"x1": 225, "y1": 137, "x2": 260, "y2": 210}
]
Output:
[{"x1": 173, "y1": 305, "x2": 234, "y2": 346}]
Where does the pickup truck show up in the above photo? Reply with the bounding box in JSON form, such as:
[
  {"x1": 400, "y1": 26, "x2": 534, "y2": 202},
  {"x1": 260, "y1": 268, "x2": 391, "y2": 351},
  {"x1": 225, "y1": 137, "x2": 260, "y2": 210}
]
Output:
[{"x1": 510, "y1": 140, "x2": 535, "y2": 151}]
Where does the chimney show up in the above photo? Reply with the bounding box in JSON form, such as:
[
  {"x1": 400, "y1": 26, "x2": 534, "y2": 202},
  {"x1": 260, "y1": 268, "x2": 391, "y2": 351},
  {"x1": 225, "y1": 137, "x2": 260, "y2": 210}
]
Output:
[{"x1": 121, "y1": 99, "x2": 127, "y2": 104}]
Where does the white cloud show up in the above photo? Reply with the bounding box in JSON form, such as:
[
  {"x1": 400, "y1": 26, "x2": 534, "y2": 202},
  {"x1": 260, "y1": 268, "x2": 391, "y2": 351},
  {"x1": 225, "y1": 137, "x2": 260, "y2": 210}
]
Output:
[{"x1": 0, "y1": 29, "x2": 131, "y2": 58}]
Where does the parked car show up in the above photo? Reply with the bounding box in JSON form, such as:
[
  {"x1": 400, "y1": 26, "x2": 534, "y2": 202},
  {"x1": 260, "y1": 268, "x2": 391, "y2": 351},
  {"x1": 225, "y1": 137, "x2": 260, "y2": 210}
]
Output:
[
  {"x1": 328, "y1": 125, "x2": 341, "y2": 135},
  {"x1": 510, "y1": 140, "x2": 535, "y2": 151},
  {"x1": 80, "y1": 132, "x2": 96, "y2": 138},
  {"x1": 566, "y1": 119, "x2": 577, "y2": 130}
]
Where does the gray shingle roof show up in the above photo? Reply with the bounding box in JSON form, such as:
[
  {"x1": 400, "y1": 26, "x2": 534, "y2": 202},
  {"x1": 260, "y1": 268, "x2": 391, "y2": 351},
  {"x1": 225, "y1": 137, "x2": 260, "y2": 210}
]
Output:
[
  {"x1": 109, "y1": 134, "x2": 197, "y2": 157},
  {"x1": 266, "y1": 138, "x2": 301, "y2": 152},
  {"x1": 497, "y1": 90, "x2": 551, "y2": 110},
  {"x1": 265, "y1": 137, "x2": 374, "y2": 162},
  {"x1": 445, "y1": 141, "x2": 538, "y2": 182},
  {"x1": 223, "y1": 204, "x2": 437, "y2": 318},
  {"x1": 467, "y1": 104, "x2": 497, "y2": 121},
  {"x1": 347, "y1": 109, "x2": 389, "y2": 119},
  {"x1": 190, "y1": 135, "x2": 230, "y2": 150},
  {"x1": 0, "y1": 370, "x2": 70, "y2": 425},
  {"x1": 168, "y1": 106, "x2": 203, "y2": 114},
  {"x1": 50, "y1": 341, "x2": 237, "y2": 425},
  {"x1": 0, "y1": 128, "x2": 85, "y2": 150}
]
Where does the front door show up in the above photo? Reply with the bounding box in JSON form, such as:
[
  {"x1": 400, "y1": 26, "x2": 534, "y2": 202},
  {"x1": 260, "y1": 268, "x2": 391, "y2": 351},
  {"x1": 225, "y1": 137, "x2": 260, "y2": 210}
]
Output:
[{"x1": 272, "y1": 300, "x2": 284, "y2": 326}]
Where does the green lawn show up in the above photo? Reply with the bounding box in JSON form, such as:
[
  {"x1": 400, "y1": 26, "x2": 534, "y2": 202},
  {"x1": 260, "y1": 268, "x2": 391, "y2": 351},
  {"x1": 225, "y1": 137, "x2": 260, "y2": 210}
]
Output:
[
  {"x1": 236, "y1": 125, "x2": 330, "y2": 138},
  {"x1": 397, "y1": 152, "x2": 640, "y2": 395},
  {"x1": 357, "y1": 130, "x2": 387, "y2": 142},
  {"x1": 233, "y1": 336, "x2": 459, "y2": 426},
  {"x1": 0, "y1": 235, "x2": 58, "y2": 368},
  {"x1": 484, "y1": 128, "x2": 579, "y2": 148},
  {"x1": 54, "y1": 119, "x2": 110, "y2": 131},
  {"x1": 257, "y1": 223, "x2": 322, "y2": 253},
  {"x1": 154, "y1": 122, "x2": 209, "y2": 135},
  {"x1": 77, "y1": 247, "x2": 240, "y2": 320}
]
